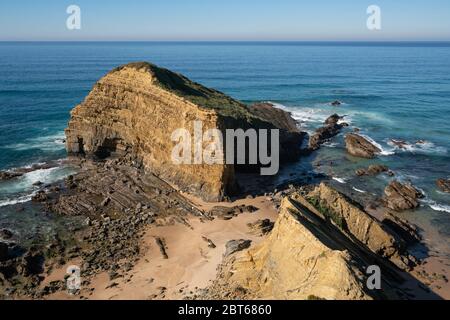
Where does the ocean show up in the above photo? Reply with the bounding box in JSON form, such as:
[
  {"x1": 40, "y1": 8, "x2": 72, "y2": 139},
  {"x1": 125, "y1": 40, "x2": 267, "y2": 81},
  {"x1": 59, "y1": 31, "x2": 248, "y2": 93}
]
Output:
[{"x1": 0, "y1": 41, "x2": 449, "y2": 252}]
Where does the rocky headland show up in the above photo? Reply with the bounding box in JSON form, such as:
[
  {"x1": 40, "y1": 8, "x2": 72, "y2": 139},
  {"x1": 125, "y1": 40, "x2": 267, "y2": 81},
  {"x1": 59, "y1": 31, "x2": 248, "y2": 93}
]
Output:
[{"x1": 0, "y1": 62, "x2": 447, "y2": 300}]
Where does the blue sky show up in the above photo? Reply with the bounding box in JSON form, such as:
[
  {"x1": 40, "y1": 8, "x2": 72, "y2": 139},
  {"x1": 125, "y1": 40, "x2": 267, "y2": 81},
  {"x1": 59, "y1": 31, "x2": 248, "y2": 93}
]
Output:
[{"x1": 1, "y1": 0, "x2": 449, "y2": 41}]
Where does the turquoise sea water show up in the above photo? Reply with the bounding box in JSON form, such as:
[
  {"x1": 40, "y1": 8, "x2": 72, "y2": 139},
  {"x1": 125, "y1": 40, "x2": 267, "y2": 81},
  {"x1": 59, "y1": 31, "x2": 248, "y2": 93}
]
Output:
[{"x1": 0, "y1": 42, "x2": 449, "y2": 249}]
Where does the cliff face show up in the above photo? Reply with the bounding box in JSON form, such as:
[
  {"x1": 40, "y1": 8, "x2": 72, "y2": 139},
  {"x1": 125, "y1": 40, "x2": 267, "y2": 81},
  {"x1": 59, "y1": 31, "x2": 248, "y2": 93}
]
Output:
[{"x1": 65, "y1": 62, "x2": 304, "y2": 201}]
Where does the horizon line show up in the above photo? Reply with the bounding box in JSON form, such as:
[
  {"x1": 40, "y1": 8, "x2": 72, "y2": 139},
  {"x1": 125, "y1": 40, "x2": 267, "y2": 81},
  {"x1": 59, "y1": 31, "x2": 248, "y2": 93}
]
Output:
[{"x1": 1, "y1": 40, "x2": 450, "y2": 43}]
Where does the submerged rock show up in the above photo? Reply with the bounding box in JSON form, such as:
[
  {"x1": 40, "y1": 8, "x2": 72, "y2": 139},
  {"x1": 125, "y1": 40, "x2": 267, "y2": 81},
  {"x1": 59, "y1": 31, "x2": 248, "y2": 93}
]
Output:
[
  {"x1": 355, "y1": 164, "x2": 389, "y2": 176},
  {"x1": 383, "y1": 180, "x2": 424, "y2": 211},
  {"x1": 330, "y1": 100, "x2": 342, "y2": 106},
  {"x1": 345, "y1": 133, "x2": 381, "y2": 158},
  {"x1": 436, "y1": 178, "x2": 450, "y2": 193}
]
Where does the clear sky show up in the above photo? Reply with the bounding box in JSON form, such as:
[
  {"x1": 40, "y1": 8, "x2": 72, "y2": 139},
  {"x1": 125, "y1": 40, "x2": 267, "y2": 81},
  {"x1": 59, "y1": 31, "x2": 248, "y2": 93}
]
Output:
[{"x1": 1, "y1": 0, "x2": 449, "y2": 41}]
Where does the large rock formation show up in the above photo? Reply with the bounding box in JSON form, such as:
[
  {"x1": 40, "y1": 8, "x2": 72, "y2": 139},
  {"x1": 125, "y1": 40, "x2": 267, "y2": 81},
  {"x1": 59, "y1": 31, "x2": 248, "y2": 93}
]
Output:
[
  {"x1": 206, "y1": 196, "x2": 373, "y2": 300},
  {"x1": 204, "y1": 185, "x2": 419, "y2": 300},
  {"x1": 306, "y1": 183, "x2": 416, "y2": 270},
  {"x1": 65, "y1": 62, "x2": 304, "y2": 201},
  {"x1": 384, "y1": 180, "x2": 424, "y2": 211},
  {"x1": 345, "y1": 133, "x2": 381, "y2": 158}
]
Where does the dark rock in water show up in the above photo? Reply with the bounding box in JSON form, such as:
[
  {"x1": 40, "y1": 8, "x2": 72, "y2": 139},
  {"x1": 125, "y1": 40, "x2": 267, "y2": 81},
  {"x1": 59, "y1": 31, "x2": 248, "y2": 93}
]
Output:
[
  {"x1": 384, "y1": 180, "x2": 424, "y2": 211},
  {"x1": 0, "y1": 229, "x2": 13, "y2": 240},
  {"x1": 0, "y1": 171, "x2": 23, "y2": 181},
  {"x1": 345, "y1": 134, "x2": 381, "y2": 159},
  {"x1": 355, "y1": 165, "x2": 389, "y2": 176},
  {"x1": 0, "y1": 242, "x2": 9, "y2": 261},
  {"x1": 324, "y1": 113, "x2": 342, "y2": 125},
  {"x1": 390, "y1": 139, "x2": 408, "y2": 149},
  {"x1": 330, "y1": 100, "x2": 342, "y2": 106},
  {"x1": 32, "y1": 191, "x2": 48, "y2": 202},
  {"x1": 308, "y1": 114, "x2": 346, "y2": 151},
  {"x1": 436, "y1": 178, "x2": 450, "y2": 193},
  {"x1": 32, "y1": 181, "x2": 43, "y2": 186},
  {"x1": 224, "y1": 239, "x2": 252, "y2": 257},
  {"x1": 355, "y1": 169, "x2": 367, "y2": 176}
]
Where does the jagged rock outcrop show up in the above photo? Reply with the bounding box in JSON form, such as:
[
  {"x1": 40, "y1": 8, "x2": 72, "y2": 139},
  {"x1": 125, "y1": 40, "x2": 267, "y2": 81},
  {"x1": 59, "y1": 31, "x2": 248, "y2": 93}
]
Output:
[
  {"x1": 305, "y1": 183, "x2": 416, "y2": 270},
  {"x1": 345, "y1": 134, "x2": 381, "y2": 158},
  {"x1": 308, "y1": 114, "x2": 346, "y2": 150},
  {"x1": 436, "y1": 178, "x2": 450, "y2": 193},
  {"x1": 65, "y1": 62, "x2": 304, "y2": 201},
  {"x1": 384, "y1": 180, "x2": 424, "y2": 211},
  {"x1": 205, "y1": 196, "x2": 375, "y2": 300}
]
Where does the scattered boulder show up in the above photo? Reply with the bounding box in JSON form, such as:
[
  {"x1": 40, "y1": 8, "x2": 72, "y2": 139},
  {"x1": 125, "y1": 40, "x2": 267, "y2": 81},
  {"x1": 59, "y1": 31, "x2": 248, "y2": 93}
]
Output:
[
  {"x1": 436, "y1": 178, "x2": 450, "y2": 193},
  {"x1": 345, "y1": 134, "x2": 381, "y2": 158},
  {"x1": 247, "y1": 219, "x2": 274, "y2": 236},
  {"x1": 208, "y1": 205, "x2": 258, "y2": 220},
  {"x1": 384, "y1": 180, "x2": 424, "y2": 211},
  {"x1": 224, "y1": 239, "x2": 252, "y2": 257}
]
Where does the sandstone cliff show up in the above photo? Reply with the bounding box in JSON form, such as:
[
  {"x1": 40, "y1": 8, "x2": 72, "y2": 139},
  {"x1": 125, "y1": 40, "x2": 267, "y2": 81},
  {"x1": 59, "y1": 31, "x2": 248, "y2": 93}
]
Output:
[
  {"x1": 204, "y1": 186, "x2": 421, "y2": 299},
  {"x1": 65, "y1": 62, "x2": 304, "y2": 201},
  {"x1": 205, "y1": 195, "x2": 373, "y2": 300}
]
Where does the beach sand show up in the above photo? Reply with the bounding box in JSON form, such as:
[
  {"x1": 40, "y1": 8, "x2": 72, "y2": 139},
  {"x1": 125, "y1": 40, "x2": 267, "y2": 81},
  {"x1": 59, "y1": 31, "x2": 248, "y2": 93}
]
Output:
[{"x1": 44, "y1": 195, "x2": 278, "y2": 300}]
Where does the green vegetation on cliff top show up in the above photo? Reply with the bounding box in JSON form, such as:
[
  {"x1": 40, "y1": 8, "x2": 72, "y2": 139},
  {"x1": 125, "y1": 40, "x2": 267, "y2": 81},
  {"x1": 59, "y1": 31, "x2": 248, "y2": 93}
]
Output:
[{"x1": 113, "y1": 62, "x2": 253, "y2": 119}]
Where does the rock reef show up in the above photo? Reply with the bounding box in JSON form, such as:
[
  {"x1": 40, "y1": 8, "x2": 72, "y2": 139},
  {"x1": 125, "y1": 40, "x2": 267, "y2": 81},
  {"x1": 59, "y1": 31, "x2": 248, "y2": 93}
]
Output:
[{"x1": 345, "y1": 133, "x2": 381, "y2": 158}]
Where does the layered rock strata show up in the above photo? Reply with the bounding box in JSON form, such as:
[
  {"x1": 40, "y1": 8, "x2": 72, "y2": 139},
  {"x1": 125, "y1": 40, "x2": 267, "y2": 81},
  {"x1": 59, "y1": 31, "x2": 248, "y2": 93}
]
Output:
[{"x1": 66, "y1": 62, "x2": 304, "y2": 201}]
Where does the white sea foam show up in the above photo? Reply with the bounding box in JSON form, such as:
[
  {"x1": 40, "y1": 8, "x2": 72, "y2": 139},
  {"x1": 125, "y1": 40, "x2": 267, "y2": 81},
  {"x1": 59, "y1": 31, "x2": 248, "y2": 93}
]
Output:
[
  {"x1": 359, "y1": 134, "x2": 395, "y2": 156},
  {"x1": 2, "y1": 132, "x2": 65, "y2": 152},
  {"x1": 0, "y1": 194, "x2": 35, "y2": 207},
  {"x1": 421, "y1": 199, "x2": 450, "y2": 213},
  {"x1": 0, "y1": 165, "x2": 75, "y2": 207},
  {"x1": 352, "y1": 187, "x2": 366, "y2": 193},
  {"x1": 332, "y1": 177, "x2": 347, "y2": 184},
  {"x1": 386, "y1": 139, "x2": 447, "y2": 155}
]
